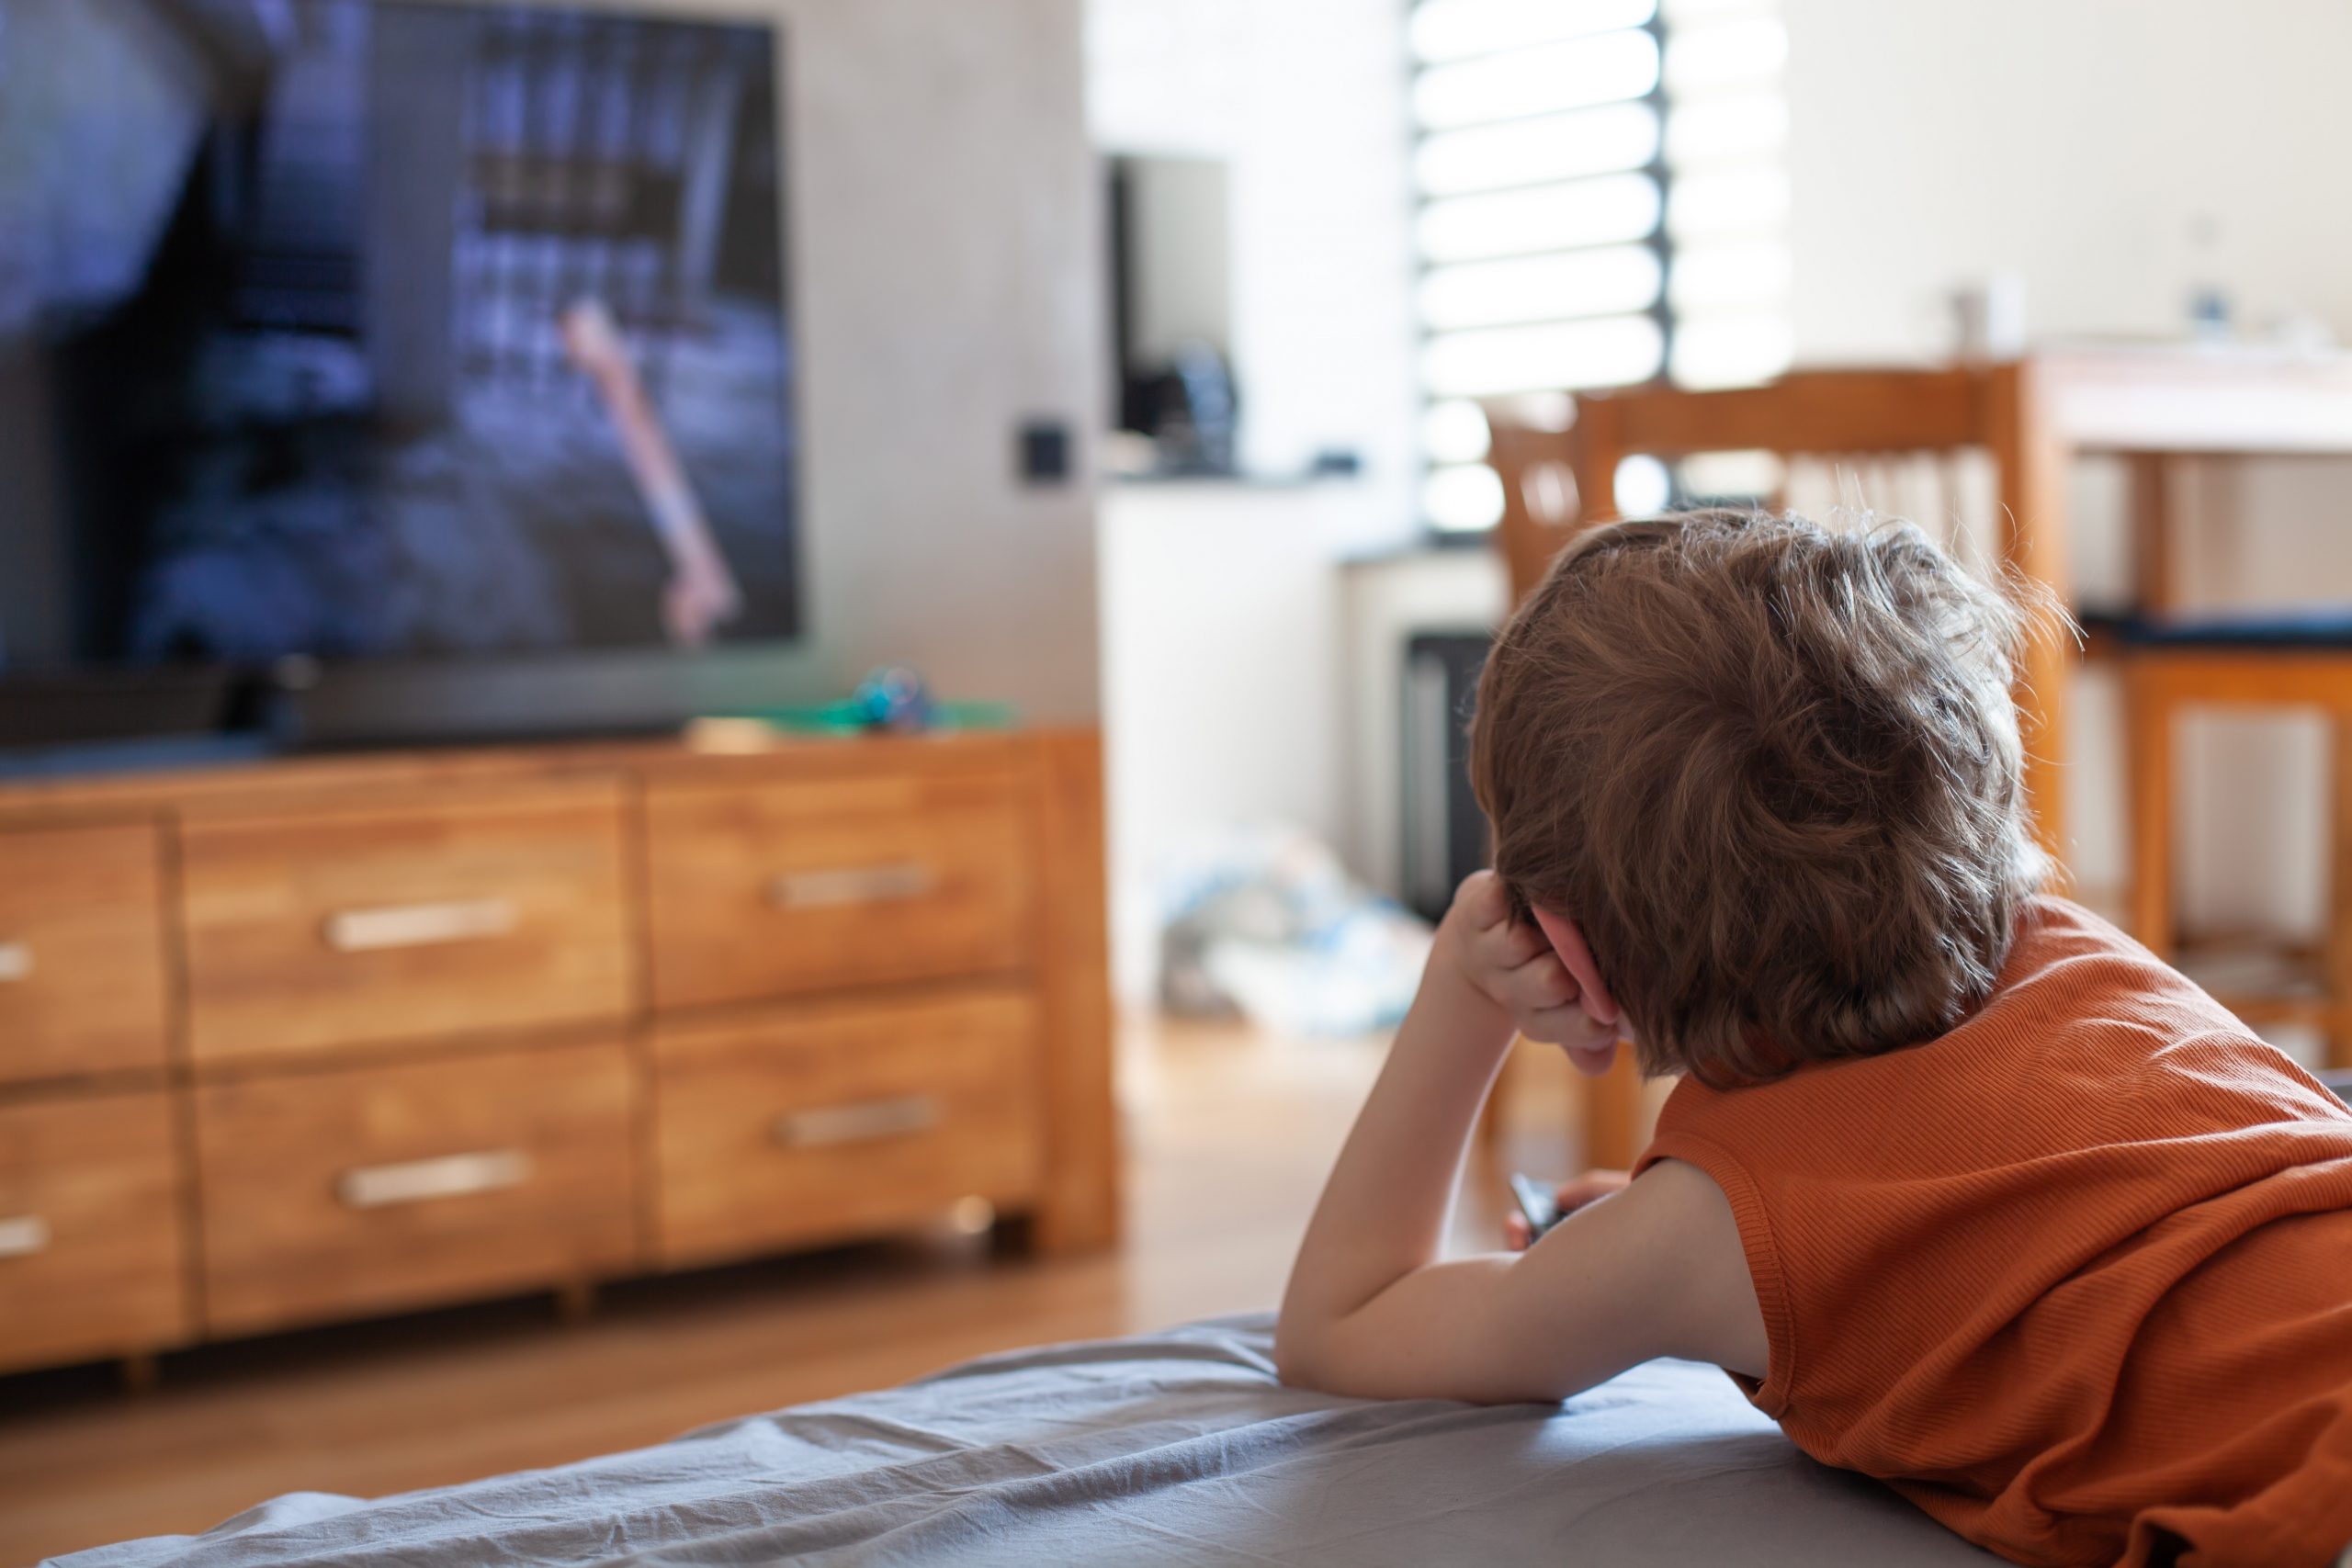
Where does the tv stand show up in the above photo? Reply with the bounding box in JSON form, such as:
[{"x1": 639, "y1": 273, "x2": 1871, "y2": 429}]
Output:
[{"x1": 0, "y1": 728, "x2": 1117, "y2": 1378}]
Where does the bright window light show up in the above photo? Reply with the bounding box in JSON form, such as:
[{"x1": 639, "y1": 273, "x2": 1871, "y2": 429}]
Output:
[
  {"x1": 1407, "y1": 0, "x2": 1790, "y2": 530},
  {"x1": 1424, "y1": 462, "x2": 1509, "y2": 532},
  {"x1": 1664, "y1": 92, "x2": 1788, "y2": 164},
  {"x1": 1419, "y1": 246, "x2": 1663, "y2": 331},
  {"x1": 1679, "y1": 447, "x2": 1786, "y2": 500},
  {"x1": 1411, "y1": 0, "x2": 1657, "y2": 65},
  {"x1": 1661, "y1": 0, "x2": 1780, "y2": 17},
  {"x1": 1667, "y1": 166, "x2": 1790, "y2": 240},
  {"x1": 1664, "y1": 16, "x2": 1787, "y2": 93},
  {"x1": 1419, "y1": 173, "x2": 1662, "y2": 263},
  {"x1": 1416, "y1": 102, "x2": 1660, "y2": 197},
  {"x1": 1413, "y1": 28, "x2": 1659, "y2": 130},
  {"x1": 1422, "y1": 400, "x2": 1495, "y2": 465},
  {"x1": 1671, "y1": 312, "x2": 1795, "y2": 388},
  {"x1": 1669, "y1": 239, "x2": 1792, "y2": 310},
  {"x1": 1614, "y1": 454, "x2": 1674, "y2": 514},
  {"x1": 1493, "y1": 389, "x2": 1577, "y2": 431},
  {"x1": 1424, "y1": 314, "x2": 1665, "y2": 398}
]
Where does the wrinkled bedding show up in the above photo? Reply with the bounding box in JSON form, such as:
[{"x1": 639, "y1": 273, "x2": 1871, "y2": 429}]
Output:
[{"x1": 57, "y1": 1314, "x2": 2004, "y2": 1566}]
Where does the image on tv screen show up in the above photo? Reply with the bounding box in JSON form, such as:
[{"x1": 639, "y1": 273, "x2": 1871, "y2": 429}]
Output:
[{"x1": 0, "y1": 0, "x2": 797, "y2": 671}]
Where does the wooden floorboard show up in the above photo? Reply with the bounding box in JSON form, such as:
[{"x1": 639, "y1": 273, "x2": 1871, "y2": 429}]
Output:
[{"x1": 0, "y1": 1018, "x2": 1583, "y2": 1564}]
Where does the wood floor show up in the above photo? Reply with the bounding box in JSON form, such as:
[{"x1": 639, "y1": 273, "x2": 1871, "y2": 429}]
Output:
[{"x1": 0, "y1": 1018, "x2": 1584, "y2": 1565}]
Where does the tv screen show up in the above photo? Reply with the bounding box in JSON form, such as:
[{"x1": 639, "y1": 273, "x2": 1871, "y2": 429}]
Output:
[{"x1": 0, "y1": 0, "x2": 797, "y2": 683}]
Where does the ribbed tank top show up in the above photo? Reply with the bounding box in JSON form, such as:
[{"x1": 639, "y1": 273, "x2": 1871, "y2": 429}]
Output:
[{"x1": 1635, "y1": 897, "x2": 2352, "y2": 1567}]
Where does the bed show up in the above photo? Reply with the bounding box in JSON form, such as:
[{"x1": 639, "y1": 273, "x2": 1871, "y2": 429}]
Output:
[{"x1": 56, "y1": 1314, "x2": 2004, "y2": 1567}]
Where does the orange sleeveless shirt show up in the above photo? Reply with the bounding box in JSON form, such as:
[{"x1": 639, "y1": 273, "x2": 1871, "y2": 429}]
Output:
[{"x1": 1635, "y1": 897, "x2": 2352, "y2": 1568}]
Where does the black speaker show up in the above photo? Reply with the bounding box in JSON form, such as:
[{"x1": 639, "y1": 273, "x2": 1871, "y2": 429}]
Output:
[{"x1": 1401, "y1": 631, "x2": 1493, "y2": 923}]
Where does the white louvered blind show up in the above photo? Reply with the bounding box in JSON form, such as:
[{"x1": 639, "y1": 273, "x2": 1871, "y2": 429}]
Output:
[{"x1": 1413, "y1": 0, "x2": 1792, "y2": 531}]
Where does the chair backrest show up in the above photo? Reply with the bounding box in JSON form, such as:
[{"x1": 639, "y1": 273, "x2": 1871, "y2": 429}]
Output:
[
  {"x1": 1487, "y1": 415, "x2": 1581, "y2": 606},
  {"x1": 1487, "y1": 367, "x2": 2006, "y2": 606}
]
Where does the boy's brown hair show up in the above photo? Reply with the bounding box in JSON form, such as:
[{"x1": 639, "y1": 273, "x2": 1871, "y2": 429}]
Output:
[{"x1": 1469, "y1": 509, "x2": 2052, "y2": 1088}]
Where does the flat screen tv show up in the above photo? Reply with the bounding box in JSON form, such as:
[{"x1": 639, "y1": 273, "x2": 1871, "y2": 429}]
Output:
[{"x1": 0, "y1": 0, "x2": 797, "y2": 751}]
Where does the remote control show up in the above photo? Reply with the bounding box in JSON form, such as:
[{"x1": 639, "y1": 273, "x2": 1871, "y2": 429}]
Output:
[{"x1": 1510, "y1": 1172, "x2": 1563, "y2": 1244}]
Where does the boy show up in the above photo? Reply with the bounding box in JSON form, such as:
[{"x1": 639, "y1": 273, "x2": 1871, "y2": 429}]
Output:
[{"x1": 1275, "y1": 511, "x2": 2352, "y2": 1568}]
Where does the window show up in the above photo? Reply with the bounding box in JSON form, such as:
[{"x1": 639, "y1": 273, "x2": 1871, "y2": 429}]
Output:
[{"x1": 1411, "y1": 0, "x2": 1792, "y2": 531}]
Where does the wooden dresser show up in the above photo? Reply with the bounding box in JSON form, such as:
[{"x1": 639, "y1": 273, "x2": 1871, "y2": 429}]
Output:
[{"x1": 0, "y1": 729, "x2": 1117, "y2": 1379}]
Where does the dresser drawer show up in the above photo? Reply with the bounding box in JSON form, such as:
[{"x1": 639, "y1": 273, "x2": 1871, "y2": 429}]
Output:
[
  {"x1": 651, "y1": 990, "x2": 1044, "y2": 1266},
  {"x1": 0, "y1": 823, "x2": 170, "y2": 1084},
  {"x1": 0, "y1": 1091, "x2": 189, "y2": 1373},
  {"x1": 179, "y1": 782, "x2": 633, "y2": 1065},
  {"x1": 645, "y1": 771, "x2": 1035, "y2": 1011},
  {"x1": 193, "y1": 1041, "x2": 636, "y2": 1335}
]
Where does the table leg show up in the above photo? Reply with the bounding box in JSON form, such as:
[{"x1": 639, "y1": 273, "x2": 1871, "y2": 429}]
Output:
[
  {"x1": 2331, "y1": 717, "x2": 2352, "y2": 1069},
  {"x1": 2128, "y1": 454, "x2": 2176, "y2": 615},
  {"x1": 2125, "y1": 662, "x2": 2176, "y2": 957}
]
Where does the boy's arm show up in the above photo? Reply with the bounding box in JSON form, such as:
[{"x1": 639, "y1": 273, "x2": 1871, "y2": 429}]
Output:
[{"x1": 1273, "y1": 874, "x2": 1766, "y2": 1404}]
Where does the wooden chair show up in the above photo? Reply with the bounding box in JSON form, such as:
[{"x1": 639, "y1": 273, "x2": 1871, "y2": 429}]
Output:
[{"x1": 2127, "y1": 642, "x2": 2352, "y2": 1069}]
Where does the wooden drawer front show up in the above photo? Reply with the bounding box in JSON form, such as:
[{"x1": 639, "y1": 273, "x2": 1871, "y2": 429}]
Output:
[
  {"x1": 180, "y1": 783, "x2": 632, "y2": 1064},
  {"x1": 194, "y1": 1041, "x2": 636, "y2": 1335},
  {"x1": 645, "y1": 772, "x2": 1035, "y2": 1010},
  {"x1": 653, "y1": 990, "x2": 1044, "y2": 1266},
  {"x1": 0, "y1": 823, "x2": 170, "y2": 1084},
  {"x1": 0, "y1": 1092, "x2": 188, "y2": 1373}
]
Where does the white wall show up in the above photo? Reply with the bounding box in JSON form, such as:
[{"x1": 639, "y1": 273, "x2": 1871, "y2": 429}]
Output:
[
  {"x1": 1782, "y1": 0, "x2": 2352, "y2": 947},
  {"x1": 1784, "y1": 0, "x2": 2352, "y2": 361},
  {"x1": 1087, "y1": 0, "x2": 1427, "y2": 1004},
  {"x1": 1087, "y1": 0, "x2": 1421, "y2": 524},
  {"x1": 1099, "y1": 481, "x2": 1388, "y2": 1001}
]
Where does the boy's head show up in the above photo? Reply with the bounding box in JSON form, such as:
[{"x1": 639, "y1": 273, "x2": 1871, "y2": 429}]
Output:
[{"x1": 1469, "y1": 508, "x2": 2051, "y2": 1088}]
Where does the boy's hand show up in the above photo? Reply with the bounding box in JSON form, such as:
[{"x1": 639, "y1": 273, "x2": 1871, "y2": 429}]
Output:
[
  {"x1": 1502, "y1": 1169, "x2": 1633, "y2": 1250},
  {"x1": 1442, "y1": 871, "x2": 1621, "y2": 1073}
]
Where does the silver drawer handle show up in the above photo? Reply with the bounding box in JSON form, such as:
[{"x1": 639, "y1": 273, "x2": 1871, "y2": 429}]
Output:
[
  {"x1": 323, "y1": 898, "x2": 518, "y2": 953},
  {"x1": 773, "y1": 1096, "x2": 939, "y2": 1149},
  {"x1": 0, "y1": 942, "x2": 28, "y2": 983},
  {"x1": 0, "y1": 1215, "x2": 51, "y2": 1259},
  {"x1": 336, "y1": 1149, "x2": 533, "y2": 1209},
  {"x1": 768, "y1": 863, "x2": 934, "y2": 910}
]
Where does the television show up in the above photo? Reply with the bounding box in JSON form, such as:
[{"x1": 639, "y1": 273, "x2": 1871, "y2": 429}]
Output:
[{"x1": 0, "y1": 0, "x2": 798, "y2": 753}]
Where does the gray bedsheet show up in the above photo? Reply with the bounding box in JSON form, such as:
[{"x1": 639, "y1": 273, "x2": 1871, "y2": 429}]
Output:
[{"x1": 56, "y1": 1314, "x2": 2006, "y2": 1567}]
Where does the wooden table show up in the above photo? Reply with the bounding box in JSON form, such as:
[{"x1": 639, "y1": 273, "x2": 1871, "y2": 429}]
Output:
[{"x1": 1490, "y1": 345, "x2": 2352, "y2": 1166}]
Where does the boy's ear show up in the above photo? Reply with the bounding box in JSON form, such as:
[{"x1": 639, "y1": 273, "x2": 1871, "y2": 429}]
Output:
[{"x1": 1531, "y1": 907, "x2": 1620, "y2": 1026}]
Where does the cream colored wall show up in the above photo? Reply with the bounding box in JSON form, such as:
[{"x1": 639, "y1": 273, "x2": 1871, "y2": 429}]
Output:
[
  {"x1": 1781, "y1": 0, "x2": 2352, "y2": 950},
  {"x1": 1782, "y1": 1, "x2": 2352, "y2": 361}
]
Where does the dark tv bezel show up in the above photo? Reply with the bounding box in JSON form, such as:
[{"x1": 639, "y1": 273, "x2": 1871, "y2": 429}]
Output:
[{"x1": 13, "y1": 0, "x2": 812, "y2": 754}]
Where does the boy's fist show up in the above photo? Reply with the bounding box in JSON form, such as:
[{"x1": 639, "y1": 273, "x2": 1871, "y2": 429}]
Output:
[{"x1": 1442, "y1": 871, "x2": 1621, "y2": 1074}]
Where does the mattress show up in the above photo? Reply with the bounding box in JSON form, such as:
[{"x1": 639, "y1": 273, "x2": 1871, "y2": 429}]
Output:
[{"x1": 55, "y1": 1314, "x2": 2006, "y2": 1567}]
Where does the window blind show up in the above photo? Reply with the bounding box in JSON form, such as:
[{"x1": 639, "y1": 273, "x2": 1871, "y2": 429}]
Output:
[{"x1": 1412, "y1": 0, "x2": 1792, "y2": 531}]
